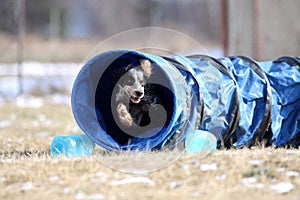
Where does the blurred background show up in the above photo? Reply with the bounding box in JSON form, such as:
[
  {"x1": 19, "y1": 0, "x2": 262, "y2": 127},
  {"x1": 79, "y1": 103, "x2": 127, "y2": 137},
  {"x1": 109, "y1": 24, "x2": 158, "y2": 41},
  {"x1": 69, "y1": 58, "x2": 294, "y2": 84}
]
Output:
[{"x1": 0, "y1": 0, "x2": 299, "y2": 100}]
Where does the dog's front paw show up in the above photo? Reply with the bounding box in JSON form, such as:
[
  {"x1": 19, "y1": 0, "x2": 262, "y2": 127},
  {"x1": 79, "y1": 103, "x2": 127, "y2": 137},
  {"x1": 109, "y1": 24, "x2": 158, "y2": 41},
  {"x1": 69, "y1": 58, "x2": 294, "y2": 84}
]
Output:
[{"x1": 117, "y1": 103, "x2": 133, "y2": 127}]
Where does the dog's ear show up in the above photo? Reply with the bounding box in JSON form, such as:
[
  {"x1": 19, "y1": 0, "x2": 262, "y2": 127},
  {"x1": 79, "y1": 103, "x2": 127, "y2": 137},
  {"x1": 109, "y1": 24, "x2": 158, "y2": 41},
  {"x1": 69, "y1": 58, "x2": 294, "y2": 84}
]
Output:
[{"x1": 140, "y1": 59, "x2": 152, "y2": 78}]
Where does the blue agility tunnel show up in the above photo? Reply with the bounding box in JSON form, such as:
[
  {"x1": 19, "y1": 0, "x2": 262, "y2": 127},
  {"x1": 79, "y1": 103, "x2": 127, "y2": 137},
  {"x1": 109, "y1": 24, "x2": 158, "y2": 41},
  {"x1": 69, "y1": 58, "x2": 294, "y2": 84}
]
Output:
[{"x1": 71, "y1": 50, "x2": 300, "y2": 151}]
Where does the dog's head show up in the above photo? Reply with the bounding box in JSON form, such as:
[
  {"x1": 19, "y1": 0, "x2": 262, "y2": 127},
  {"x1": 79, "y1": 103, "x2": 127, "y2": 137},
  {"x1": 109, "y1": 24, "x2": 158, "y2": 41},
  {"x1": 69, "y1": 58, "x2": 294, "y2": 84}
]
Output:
[{"x1": 119, "y1": 59, "x2": 152, "y2": 104}]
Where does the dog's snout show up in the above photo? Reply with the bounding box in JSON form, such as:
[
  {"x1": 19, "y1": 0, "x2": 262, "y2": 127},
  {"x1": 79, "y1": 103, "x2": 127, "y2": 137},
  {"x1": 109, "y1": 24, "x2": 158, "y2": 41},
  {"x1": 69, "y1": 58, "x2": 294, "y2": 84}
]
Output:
[{"x1": 135, "y1": 91, "x2": 143, "y2": 97}]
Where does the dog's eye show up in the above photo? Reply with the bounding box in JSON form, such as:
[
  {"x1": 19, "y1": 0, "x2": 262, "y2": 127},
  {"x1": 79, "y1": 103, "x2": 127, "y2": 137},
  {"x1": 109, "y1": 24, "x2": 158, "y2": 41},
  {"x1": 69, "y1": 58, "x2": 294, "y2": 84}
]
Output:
[
  {"x1": 126, "y1": 77, "x2": 134, "y2": 85},
  {"x1": 140, "y1": 80, "x2": 145, "y2": 87}
]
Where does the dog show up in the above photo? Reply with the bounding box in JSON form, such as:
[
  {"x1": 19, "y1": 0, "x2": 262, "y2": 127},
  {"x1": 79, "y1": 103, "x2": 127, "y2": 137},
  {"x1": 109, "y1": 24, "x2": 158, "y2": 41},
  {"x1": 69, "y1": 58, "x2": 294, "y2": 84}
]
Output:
[{"x1": 115, "y1": 59, "x2": 154, "y2": 127}]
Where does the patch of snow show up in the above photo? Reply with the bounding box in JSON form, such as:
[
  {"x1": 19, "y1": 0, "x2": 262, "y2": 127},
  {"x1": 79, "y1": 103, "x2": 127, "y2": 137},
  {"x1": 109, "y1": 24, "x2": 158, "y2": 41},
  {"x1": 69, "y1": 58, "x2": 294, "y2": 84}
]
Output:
[
  {"x1": 182, "y1": 164, "x2": 190, "y2": 171},
  {"x1": 76, "y1": 192, "x2": 105, "y2": 200},
  {"x1": 88, "y1": 193, "x2": 106, "y2": 199},
  {"x1": 242, "y1": 177, "x2": 257, "y2": 184},
  {"x1": 286, "y1": 171, "x2": 299, "y2": 177},
  {"x1": 16, "y1": 95, "x2": 44, "y2": 108},
  {"x1": 49, "y1": 176, "x2": 61, "y2": 182},
  {"x1": 192, "y1": 191, "x2": 201, "y2": 197},
  {"x1": 249, "y1": 159, "x2": 263, "y2": 166},
  {"x1": 91, "y1": 178, "x2": 101, "y2": 184},
  {"x1": 241, "y1": 177, "x2": 264, "y2": 188},
  {"x1": 276, "y1": 167, "x2": 285, "y2": 173},
  {"x1": 110, "y1": 176, "x2": 155, "y2": 186},
  {"x1": 0, "y1": 120, "x2": 11, "y2": 128},
  {"x1": 200, "y1": 163, "x2": 217, "y2": 171},
  {"x1": 17, "y1": 137, "x2": 25, "y2": 143},
  {"x1": 94, "y1": 172, "x2": 108, "y2": 182},
  {"x1": 20, "y1": 182, "x2": 34, "y2": 191},
  {"x1": 0, "y1": 62, "x2": 81, "y2": 100},
  {"x1": 271, "y1": 182, "x2": 294, "y2": 194},
  {"x1": 0, "y1": 177, "x2": 6, "y2": 182},
  {"x1": 32, "y1": 121, "x2": 40, "y2": 128},
  {"x1": 38, "y1": 114, "x2": 47, "y2": 121},
  {"x1": 95, "y1": 172, "x2": 107, "y2": 177},
  {"x1": 216, "y1": 173, "x2": 227, "y2": 180},
  {"x1": 63, "y1": 187, "x2": 70, "y2": 194},
  {"x1": 37, "y1": 132, "x2": 50, "y2": 138},
  {"x1": 0, "y1": 159, "x2": 13, "y2": 163},
  {"x1": 47, "y1": 94, "x2": 71, "y2": 105},
  {"x1": 0, "y1": 62, "x2": 81, "y2": 76},
  {"x1": 169, "y1": 181, "x2": 181, "y2": 189},
  {"x1": 76, "y1": 192, "x2": 86, "y2": 200}
]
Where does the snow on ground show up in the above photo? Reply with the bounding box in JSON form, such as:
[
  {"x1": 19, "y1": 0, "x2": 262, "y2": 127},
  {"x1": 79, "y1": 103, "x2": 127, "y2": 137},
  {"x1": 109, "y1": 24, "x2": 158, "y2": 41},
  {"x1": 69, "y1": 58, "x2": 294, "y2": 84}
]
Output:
[
  {"x1": 0, "y1": 62, "x2": 82, "y2": 103},
  {"x1": 0, "y1": 62, "x2": 81, "y2": 77}
]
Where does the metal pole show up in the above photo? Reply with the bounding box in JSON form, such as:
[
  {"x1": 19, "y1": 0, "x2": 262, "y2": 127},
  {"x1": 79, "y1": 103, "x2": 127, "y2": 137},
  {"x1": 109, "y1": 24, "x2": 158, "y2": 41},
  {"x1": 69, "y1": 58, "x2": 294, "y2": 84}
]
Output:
[
  {"x1": 253, "y1": 0, "x2": 260, "y2": 60},
  {"x1": 50, "y1": 3, "x2": 61, "y2": 42},
  {"x1": 221, "y1": 0, "x2": 228, "y2": 56},
  {"x1": 17, "y1": 0, "x2": 25, "y2": 95}
]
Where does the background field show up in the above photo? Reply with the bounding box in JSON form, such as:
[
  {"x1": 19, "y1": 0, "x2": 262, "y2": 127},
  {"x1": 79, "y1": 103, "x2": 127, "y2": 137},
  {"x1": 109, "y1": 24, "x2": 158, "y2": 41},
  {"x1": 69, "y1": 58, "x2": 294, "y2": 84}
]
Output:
[{"x1": 0, "y1": 101, "x2": 299, "y2": 200}]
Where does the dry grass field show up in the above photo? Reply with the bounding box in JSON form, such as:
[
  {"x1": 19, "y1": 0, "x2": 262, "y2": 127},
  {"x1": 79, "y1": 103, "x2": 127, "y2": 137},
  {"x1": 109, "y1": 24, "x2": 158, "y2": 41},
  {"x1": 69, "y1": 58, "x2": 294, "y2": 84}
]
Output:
[{"x1": 0, "y1": 99, "x2": 300, "y2": 200}]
